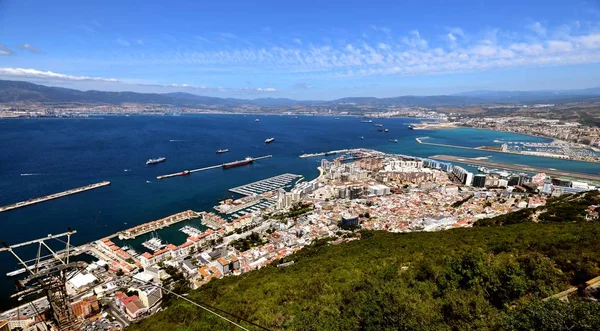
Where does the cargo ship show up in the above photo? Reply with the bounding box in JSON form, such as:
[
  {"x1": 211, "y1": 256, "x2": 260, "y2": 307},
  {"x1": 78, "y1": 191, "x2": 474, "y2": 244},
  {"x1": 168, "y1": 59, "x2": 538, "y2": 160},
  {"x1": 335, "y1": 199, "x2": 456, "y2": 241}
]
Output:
[
  {"x1": 223, "y1": 157, "x2": 254, "y2": 169},
  {"x1": 265, "y1": 138, "x2": 275, "y2": 143},
  {"x1": 146, "y1": 157, "x2": 166, "y2": 165},
  {"x1": 216, "y1": 149, "x2": 229, "y2": 154}
]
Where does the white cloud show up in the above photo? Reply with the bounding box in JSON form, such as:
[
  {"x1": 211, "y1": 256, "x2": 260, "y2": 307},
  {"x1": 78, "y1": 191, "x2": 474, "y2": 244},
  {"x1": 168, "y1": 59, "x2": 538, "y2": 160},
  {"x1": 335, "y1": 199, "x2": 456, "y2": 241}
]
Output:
[
  {"x1": 0, "y1": 68, "x2": 120, "y2": 82},
  {"x1": 0, "y1": 44, "x2": 13, "y2": 55},
  {"x1": 19, "y1": 44, "x2": 41, "y2": 54},
  {"x1": 136, "y1": 39, "x2": 144, "y2": 45},
  {"x1": 116, "y1": 39, "x2": 130, "y2": 47},
  {"x1": 20, "y1": 22, "x2": 600, "y2": 84},
  {"x1": 447, "y1": 27, "x2": 464, "y2": 37},
  {"x1": 547, "y1": 40, "x2": 573, "y2": 53},
  {"x1": 402, "y1": 30, "x2": 428, "y2": 49},
  {"x1": 528, "y1": 22, "x2": 547, "y2": 36}
]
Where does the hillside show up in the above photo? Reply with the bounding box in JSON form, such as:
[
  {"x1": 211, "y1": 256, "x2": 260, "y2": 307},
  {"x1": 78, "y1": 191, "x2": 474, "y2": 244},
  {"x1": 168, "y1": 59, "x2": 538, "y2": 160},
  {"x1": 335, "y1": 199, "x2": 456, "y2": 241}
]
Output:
[
  {"x1": 2, "y1": 79, "x2": 600, "y2": 108},
  {"x1": 128, "y1": 196, "x2": 600, "y2": 330}
]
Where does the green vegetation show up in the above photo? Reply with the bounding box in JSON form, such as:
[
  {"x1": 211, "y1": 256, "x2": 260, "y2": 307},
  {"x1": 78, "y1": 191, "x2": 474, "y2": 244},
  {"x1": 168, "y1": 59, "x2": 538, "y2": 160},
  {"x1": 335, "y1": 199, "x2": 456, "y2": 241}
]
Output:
[
  {"x1": 128, "y1": 195, "x2": 600, "y2": 330},
  {"x1": 229, "y1": 232, "x2": 265, "y2": 251},
  {"x1": 273, "y1": 203, "x2": 313, "y2": 220},
  {"x1": 475, "y1": 191, "x2": 599, "y2": 226}
]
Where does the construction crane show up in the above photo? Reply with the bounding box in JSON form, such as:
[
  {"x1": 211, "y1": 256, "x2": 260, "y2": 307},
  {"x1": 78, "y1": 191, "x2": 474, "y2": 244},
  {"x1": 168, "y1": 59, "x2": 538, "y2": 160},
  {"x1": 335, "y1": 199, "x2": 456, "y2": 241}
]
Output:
[{"x1": 1, "y1": 229, "x2": 87, "y2": 331}]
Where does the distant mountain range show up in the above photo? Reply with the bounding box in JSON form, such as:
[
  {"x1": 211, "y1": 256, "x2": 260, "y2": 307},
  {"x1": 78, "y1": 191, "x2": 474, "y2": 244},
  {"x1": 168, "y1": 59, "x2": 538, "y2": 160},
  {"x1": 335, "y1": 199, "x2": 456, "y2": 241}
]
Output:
[{"x1": 1, "y1": 79, "x2": 599, "y2": 108}]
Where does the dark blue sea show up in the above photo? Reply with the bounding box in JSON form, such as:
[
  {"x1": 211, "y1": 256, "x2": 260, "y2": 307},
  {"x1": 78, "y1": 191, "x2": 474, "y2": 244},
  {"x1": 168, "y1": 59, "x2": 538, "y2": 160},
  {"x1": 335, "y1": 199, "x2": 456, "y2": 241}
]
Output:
[{"x1": 1, "y1": 114, "x2": 599, "y2": 308}]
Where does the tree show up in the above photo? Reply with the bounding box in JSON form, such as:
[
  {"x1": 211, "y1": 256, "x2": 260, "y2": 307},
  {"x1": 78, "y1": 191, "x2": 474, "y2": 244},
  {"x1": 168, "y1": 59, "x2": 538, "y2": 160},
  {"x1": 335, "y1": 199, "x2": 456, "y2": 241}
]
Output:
[{"x1": 116, "y1": 269, "x2": 124, "y2": 276}]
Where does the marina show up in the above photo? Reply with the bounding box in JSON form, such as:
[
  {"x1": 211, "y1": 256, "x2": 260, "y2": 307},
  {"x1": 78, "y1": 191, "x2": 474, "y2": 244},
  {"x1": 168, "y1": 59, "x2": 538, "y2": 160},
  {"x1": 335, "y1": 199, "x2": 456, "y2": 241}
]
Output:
[
  {"x1": 229, "y1": 173, "x2": 303, "y2": 196},
  {"x1": 0, "y1": 181, "x2": 111, "y2": 213},
  {"x1": 141, "y1": 236, "x2": 166, "y2": 252},
  {"x1": 431, "y1": 154, "x2": 600, "y2": 182},
  {"x1": 118, "y1": 210, "x2": 201, "y2": 240},
  {"x1": 156, "y1": 155, "x2": 273, "y2": 179},
  {"x1": 179, "y1": 225, "x2": 202, "y2": 237}
]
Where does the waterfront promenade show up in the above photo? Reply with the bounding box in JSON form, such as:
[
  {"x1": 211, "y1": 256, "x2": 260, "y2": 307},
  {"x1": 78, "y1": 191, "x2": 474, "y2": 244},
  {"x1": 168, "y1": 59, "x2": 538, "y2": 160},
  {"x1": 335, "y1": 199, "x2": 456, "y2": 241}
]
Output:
[{"x1": 431, "y1": 154, "x2": 600, "y2": 182}]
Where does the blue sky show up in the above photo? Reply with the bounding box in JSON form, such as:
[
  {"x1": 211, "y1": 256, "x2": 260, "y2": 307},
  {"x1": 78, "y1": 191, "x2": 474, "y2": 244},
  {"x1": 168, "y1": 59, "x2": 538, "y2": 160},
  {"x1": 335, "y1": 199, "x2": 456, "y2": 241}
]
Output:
[{"x1": 1, "y1": 0, "x2": 600, "y2": 99}]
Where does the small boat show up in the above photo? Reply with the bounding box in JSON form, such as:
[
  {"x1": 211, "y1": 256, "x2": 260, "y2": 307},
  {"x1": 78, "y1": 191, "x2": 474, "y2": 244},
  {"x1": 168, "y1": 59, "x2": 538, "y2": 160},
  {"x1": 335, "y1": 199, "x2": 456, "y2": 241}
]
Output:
[
  {"x1": 360, "y1": 136, "x2": 364, "y2": 140},
  {"x1": 216, "y1": 149, "x2": 229, "y2": 154},
  {"x1": 265, "y1": 138, "x2": 275, "y2": 143},
  {"x1": 378, "y1": 128, "x2": 389, "y2": 132},
  {"x1": 146, "y1": 157, "x2": 166, "y2": 165},
  {"x1": 389, "y1": 139, "x2": 398, "y2": 143},
  {"x1": 255, "y1": 119, "x2": 260, "y2": 122},
  {"x1": 176, "y1": 170, "x2": 191, "y2": 176},
  {"x1": 374, "y1": 124, "x2": 384, "y2": 127},
  {"x1": 361, "y1": 119, "x2": 373, "y2": 123}
]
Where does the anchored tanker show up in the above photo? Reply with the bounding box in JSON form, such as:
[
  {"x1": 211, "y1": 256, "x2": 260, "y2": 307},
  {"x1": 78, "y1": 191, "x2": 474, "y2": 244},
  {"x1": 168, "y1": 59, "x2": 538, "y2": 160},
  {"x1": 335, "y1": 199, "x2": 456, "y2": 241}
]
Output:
[
  {"x1": 223, "y1": 157, "x2": 254, "y2": 169},
  {"x1": 146, "y1": 157, "x2": 166, "y2": 165}
]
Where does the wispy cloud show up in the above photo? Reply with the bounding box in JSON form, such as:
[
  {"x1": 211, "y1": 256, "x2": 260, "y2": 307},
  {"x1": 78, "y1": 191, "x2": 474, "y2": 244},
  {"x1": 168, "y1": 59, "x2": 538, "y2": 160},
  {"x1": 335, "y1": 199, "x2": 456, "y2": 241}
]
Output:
[
  {"x1": 18, "y1": 44, "x2": 42, "y2": 54},
  {"x1": 136, "y1": 39, "x2": 144, "y2": 46},
  {"x1": 0, "y1": 67, "x2": 277, "y2": 94},
  {"x1": 0, "y1": 68, "x2": 120, "y2": 82},
  {"x1": 22, "y1": 21, "x2": 600, "y2": 84},
  {"x1": 0, "y1": 44, "x2": 14, "y2": 55},
  {"x1": 76, "y1": 24, "x2": 97, "y2": 34},
  {"x1": 527, "y1": 21, "x2": 547, "y2": 36},
  {"x1": 293, "y1": 82, "x2": 311, "y2": 89},
  {"x1": 262, "y1": 26, "x2": 272, "y2": 33},
  {"x1": 156, "y1": 83, "x2": 276, "y2": 93},
  {"x1": 116, "y1": 38, "x2": 130, "y2": 47}
]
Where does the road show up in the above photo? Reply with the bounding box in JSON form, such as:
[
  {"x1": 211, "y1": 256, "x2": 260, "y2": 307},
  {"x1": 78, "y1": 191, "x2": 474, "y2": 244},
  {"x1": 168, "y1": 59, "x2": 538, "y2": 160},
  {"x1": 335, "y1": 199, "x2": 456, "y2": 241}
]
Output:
[{"x1": 105, "y1": 301, "x2": 131, "y2": 328}]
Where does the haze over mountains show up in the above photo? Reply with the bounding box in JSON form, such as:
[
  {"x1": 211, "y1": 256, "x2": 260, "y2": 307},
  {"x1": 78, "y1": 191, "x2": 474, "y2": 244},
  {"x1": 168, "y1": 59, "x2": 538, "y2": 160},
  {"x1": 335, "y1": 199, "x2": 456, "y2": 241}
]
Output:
[{"x1": 1, "y1": 79, "x2": 600, "y2": 108}]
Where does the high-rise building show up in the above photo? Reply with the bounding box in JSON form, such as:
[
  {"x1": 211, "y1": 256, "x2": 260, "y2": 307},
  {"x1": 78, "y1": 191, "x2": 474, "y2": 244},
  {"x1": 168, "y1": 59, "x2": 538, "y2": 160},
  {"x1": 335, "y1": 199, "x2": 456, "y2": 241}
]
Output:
[
  {"x1": 472, "y1": 174, "x2": 486, "y2": 188},
  {"x1": 451, "y1": 165, "x2": 473, "y2": 186},
  {"x1": 341, "y1": 214, "x2": 359, "y2": 227}
]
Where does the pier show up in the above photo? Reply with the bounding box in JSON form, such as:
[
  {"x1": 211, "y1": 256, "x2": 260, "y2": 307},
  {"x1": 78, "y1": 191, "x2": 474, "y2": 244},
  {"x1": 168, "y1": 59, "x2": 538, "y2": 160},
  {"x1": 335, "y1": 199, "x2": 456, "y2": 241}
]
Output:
[
  {"x1": 156, "y1": 155, "x2": 273, "y2": 180},
  {"x1": 0, "y1": 181, "x2": 111, "y2": 213},
  {"x1": 299, "y1": 149, "x2": 349, "y2": 158},
  {"x1": 118, "y1": 210, "x2": 201, "y2": 240},
  {"x1": 229, "y1": 173, "x2": 303, "y2": 196},
  {"x1": 430, "y1": 155, "x2": 600, "y2": 182}
]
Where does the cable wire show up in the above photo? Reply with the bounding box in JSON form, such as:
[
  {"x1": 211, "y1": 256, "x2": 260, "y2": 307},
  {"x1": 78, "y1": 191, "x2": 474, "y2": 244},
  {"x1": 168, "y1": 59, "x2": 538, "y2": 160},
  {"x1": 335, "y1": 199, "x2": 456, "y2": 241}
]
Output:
[{"x1": 136, "y1": 279, "x2": 271, "y2": 331}]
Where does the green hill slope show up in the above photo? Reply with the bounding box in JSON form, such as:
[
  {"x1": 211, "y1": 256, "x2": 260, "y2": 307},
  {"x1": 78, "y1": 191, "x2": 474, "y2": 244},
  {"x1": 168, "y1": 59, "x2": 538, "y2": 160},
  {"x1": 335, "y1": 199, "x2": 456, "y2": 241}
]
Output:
[{"x1": 128, "y1": 199, "x2": 600, "y2": 330}]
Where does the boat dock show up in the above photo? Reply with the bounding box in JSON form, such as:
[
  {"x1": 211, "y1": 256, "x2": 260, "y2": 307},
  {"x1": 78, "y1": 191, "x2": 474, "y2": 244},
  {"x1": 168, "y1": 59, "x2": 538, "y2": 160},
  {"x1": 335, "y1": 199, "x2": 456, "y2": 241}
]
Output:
[
  {"x1": 180, "y1": 225, "x2": 202, "y2": 237},
  {"x1": 156, "y1": 155, "x2": 273, "y2": 180},
  {"x1": 430, "y1": 154, "x2": 600, "y2": 182},
  {"x1": 0, "y1": 181, "x2": 111, "y2": 213},
  {"x1": 299, "y1": 149, "x2": 349, "y2": 158},
  {"x1": 118, "y1": 210, "x2": 201, "y2": 240},
  {"x1": 229, "y1": 173, "x2": 303, "y2": 196}
]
